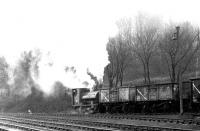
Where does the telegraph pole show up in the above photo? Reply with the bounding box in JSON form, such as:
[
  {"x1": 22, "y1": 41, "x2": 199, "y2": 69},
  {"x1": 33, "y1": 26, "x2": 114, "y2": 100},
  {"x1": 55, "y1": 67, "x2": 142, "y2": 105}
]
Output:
[
  {"x1": 179, "y1": 68, "x2": 183, "y2": 115},
  {"x1": 177, "y1": 26, "x2": 183, "y2": 115},
  {"x1": 173, "y1": 26, "x2": 183, "y2": 115}
]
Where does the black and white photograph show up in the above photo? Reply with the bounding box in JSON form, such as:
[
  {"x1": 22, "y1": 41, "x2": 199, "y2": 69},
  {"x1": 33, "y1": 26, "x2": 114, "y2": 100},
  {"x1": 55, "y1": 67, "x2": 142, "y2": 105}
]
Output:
[{"x1": 0, "y1": 0, "x2": 200, "y2": 130}]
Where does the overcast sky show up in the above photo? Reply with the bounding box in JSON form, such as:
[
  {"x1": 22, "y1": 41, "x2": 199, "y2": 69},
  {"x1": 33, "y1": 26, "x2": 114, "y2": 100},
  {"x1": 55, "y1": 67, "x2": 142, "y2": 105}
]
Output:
[{"x1": 0, "y1": 0, "x2": 200, "y2": 92}]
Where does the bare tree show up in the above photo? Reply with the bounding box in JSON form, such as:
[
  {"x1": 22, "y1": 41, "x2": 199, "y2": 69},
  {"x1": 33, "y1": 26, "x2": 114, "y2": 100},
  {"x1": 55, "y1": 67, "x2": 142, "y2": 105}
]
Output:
[
  {"x1": 13, "y1": 50, "x2": 41, "y2": 97},
  {"x1": 0, "y1": 57, "x2": 9, "y2": 85},
  {"x1": 159, "y1": 22, "x2": 200, "y2": 83},
  {"x1": 131, "y1": 14, "x2": 160, "y2": 84},
  {"x1": 105, "y1": 35, "x2": 132, "y2": 87},
  {"x1": 104, "y1": 63, "x2": 116, "y2": 88},
  {"x1": 116, "y1": 19, "x2": 133, "y2": 86},
  {"x1": 0, "y1": 57, "x2": 9, "y2": 92},
  {"x1": 105, "y1": 37, "x2": 118, "y2": 88}
]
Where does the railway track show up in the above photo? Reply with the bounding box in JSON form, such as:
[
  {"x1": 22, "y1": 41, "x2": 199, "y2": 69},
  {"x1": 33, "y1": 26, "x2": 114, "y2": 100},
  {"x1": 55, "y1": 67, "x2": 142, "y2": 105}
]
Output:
[
  {"x1": 78, "y1": 113, "x2": 200, "y2": 125},
  {"x1": 0, "y1": 115, "x2": 119, "y2": 131},
  {"x1": 1, "y1": 113, "x2": 200, "y2": 131},
  {"x1": 25, "y1": 113, "x2": 200, "y2": 125}
]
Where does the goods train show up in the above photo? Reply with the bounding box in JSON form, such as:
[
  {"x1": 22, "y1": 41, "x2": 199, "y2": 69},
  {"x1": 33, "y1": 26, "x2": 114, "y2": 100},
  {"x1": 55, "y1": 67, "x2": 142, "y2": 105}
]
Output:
[{"x1": 72, "y1": 78, "x2": 200, "y2": 113}]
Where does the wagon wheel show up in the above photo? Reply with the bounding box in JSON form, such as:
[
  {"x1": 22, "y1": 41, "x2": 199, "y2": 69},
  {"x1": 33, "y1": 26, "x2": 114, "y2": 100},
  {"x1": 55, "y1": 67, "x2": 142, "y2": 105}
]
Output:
[
  {"x1": 163, "y1": 102, "x2": 170, "y2": 113},
  {"x1": 141, "y1": 105, "x2": 145, "y2": 113},
  {"x1": 150, "y1": 104, "x2": 156, "y2": 113},
  {"x1": 129, "y1": 105, "x2": 135, "y2": 113},
  {"x1": 141, "y1": 104, "x2": 149, "y2": 113},
  {"x1": 106, "y1": 105, "x2": 112, "y2": 113},
  {"x1": 122, "y1": 104, "x2": 129, "y2": 114}
]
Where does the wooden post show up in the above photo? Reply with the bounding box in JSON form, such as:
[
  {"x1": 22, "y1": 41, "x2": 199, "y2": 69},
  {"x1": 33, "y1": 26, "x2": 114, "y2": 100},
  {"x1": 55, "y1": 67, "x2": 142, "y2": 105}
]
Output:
[
  {"x1": 179, "y1": 75, "x2": 183, "y2": 115},
  {"x1": 175, "y1": 26, "x2": 183, "y2": 115}
]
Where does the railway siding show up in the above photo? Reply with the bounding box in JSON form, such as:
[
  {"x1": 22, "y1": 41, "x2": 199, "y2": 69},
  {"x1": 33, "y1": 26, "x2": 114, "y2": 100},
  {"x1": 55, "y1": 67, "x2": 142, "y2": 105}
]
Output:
[
  {"x1": 0, "y1": 116, "x2": 120, "y2": 131},
  {"x1": 1, "y1": 113, "x2": 200, "y2": 131}
]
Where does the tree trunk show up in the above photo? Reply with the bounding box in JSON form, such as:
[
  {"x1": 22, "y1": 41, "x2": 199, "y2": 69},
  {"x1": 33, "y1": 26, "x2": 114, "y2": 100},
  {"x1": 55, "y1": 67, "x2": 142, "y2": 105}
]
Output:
[
  {"x1": 179, "y1": 75, "x2": 183, "y2": 115},
  {"x1": 171, "y1": 64, "x2": 176, "y2": 83},
  {"x1": 142, "y1": 61, "x2": 147, "y2": 83},
  {"x1": 109, "y1": 79, "x2": 113, "y2": 88},
  {"x1": 119, "y1": 66, "x2": 124, "y2": 86},
  {"x1": 146, "y1": 61, "x2": 151, "y2": 84},
  {"x1": 120, "y1": 72, "x2": 123, "y2": 86},
  {"x1": 115, "y1": 73, "x2": 119, "y2": 87}
]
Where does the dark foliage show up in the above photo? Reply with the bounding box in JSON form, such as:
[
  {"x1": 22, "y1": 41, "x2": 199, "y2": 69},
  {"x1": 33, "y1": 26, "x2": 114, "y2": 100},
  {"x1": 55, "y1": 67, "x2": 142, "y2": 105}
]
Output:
[{"x1": 4, "y1": 85, "x2": 72, "y2": 113}]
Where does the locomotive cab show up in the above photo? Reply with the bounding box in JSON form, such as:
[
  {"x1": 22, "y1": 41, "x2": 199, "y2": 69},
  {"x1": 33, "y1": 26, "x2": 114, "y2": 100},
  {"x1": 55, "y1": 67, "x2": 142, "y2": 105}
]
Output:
[
  {"x1": 72, "y1": 88, "x2": 99, "y2": 113},
  {"x1": 72, "y1": 88, "x2": 90, "y2": 112}
]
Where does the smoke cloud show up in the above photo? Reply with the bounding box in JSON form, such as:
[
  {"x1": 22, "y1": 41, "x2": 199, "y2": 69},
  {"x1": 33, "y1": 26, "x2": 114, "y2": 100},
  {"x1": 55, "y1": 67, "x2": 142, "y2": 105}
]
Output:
[
  {"x1": 35, "y1": 51, "x2": 96, "y2": 95},
  {"x1": 3, "y1": 47, "x2": 107, "y2": 100}
]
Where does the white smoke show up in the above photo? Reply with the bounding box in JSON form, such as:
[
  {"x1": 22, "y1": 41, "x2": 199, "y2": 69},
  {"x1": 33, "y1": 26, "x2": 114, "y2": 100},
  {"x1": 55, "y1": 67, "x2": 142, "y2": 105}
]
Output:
[
  {"x1": 4, "y1": 46, "x2": 108, "y2": 96},
  {"x1": 36, "y1": 51, "x2": 97, "y2": 94}
]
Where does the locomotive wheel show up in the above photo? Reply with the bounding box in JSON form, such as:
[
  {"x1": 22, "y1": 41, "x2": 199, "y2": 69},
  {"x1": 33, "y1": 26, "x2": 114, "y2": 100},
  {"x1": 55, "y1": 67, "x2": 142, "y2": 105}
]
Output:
[{"x1": 99, "y1": 105, "x2": 106, "y2": 113}]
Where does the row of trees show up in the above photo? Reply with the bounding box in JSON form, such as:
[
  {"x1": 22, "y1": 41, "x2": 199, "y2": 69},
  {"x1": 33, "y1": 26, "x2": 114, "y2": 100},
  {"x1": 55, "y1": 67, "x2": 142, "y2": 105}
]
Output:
[{"x1": 104, "y1": 14, "x2": 200, "y2": 88}]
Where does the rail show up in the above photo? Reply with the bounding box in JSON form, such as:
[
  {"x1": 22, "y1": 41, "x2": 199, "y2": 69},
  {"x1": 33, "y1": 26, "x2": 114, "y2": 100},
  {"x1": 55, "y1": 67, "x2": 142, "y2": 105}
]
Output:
[{"x1": 1, "y1": 113, "x2": 200, "y2": 131}]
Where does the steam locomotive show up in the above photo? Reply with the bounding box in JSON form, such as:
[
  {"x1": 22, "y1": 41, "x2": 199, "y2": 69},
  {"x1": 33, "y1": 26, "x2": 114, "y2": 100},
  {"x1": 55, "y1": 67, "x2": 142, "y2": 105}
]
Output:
[{"x1": 72, "y1": 78, "x2": 200, "y2": 113}]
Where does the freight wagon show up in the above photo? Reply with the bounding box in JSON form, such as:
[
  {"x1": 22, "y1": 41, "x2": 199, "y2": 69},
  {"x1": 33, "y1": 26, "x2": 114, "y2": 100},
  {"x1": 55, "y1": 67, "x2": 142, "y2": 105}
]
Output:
[
  {"x1": 72, "y1": 78, "x2": 200, "y2": 113},
  {"x1": 98, "y1": 82, "x2": 179, "y2": 113}
]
